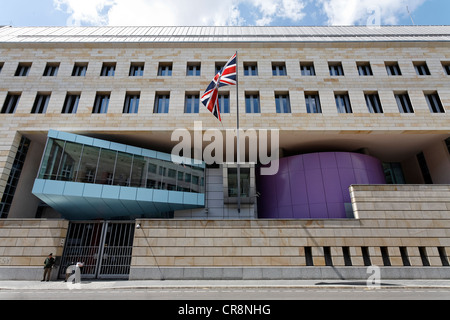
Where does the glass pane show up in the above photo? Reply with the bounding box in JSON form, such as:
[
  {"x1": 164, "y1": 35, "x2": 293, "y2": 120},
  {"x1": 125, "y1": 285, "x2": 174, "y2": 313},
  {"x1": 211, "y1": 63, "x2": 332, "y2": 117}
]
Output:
[
  {"x1": 76, "y1": 145, "x2": 100, "y2": 183},
  {"x1": 39, "y1": 139, "x2": 65, "y2": 180},
  {"x1": 130, "y1": 155, "x2": 146, "y2": 188},
  {"x1": 58, "y1": 141, "x2": 83, "y2": 182},
  {"x1": 228, "y1": 168, "x2": 250, "y2": 197},
  {"x1": 95, "y1": 149, "x2": 117, "y2": 185},
  {"x1": 114, "y1": 152, "x2": 132, "y2": 186}
]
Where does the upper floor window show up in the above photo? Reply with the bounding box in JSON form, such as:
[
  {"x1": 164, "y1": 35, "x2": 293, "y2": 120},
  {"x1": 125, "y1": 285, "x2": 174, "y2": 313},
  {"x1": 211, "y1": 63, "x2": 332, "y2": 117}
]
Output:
[
  {"x1": 123, "y1": 93, "x2": 140, "y2": 114},
  {"x1": 62, "y1": 93, "x2": 80, "y2": 114},
  {"x1": 275, "y1": 93, "x2": 291, "y2": 113},
  {"x1": 43, "y1": 63, "x2": 59, "y2": 77},
  {"x1": 15, "y1": 63, "x2": 31, "y2": 77},
  {"x1": 245, "y1": 93, "x2": 260, "y2": 114},
  {"x1": 129, "y1": 63, "x2": 144, "y2": 77},
  {"x1": 386, "y1": 62, "x2": 402, "y2": 76},
  {"x1": 442, "y1": 62, "x2": 450, "y2": 75},
  {"x1": 413, "y1": 62, "x2": 431, "y2": 76},
  {"x1": 100, "y1": 63, "x2": 116, "y2": 77},
  {"x1": 32, "y1": 93, "x2": 51, "y2": 114},
  {"x1": 219, "y1": 93, "x2": 230, "y2": 113},
  {"x1": 72, "y1": 63, "x2": 88, "y2": 77},
  {"x1": 329, "y1": 62, "x2": 344, "y2": 76},
  {"x1": 158, "y1": 63, "x2": 172, "y2": 76},
  {"x1": 93, "y1": 93, "x2": 110, "y2": 114},
  {"x1": 185, "y1": 93, "x2": 200, "y2": 113},
  {"x1": 357, "y1": 62, "x2": 373, "y2": 76},
  {"x1": 300, "y1": 62, "x2": 315, "y2": 76},
  {"x1": 364, "y1": 93, "x2": 383, "y2": 114},
  {"x1": 395, "y1": 92, "x2": 414, "y2": 113},
  {"x1": 272, "y1": 62, "x2": 287, "y2": 76},
  {"x1": 244, "y1": 62, "x2": 258, "y2": 76},
  {"x1": 187, "y1": 63, "x2": 201, "y2": 76},
  {"x1": 215, "y1": 62, "x2": 226, "y2": 74},
  {"x1": 305, "y1": 92, "x2": 322, "y2": 114},
  {"x1": 425, "y1": 92, "x2": 445, "y2": 113},
  {"x1": 154, "y1": 93, "x2": 170, "y2": 113},
  {"x1": 1, "y1": 93, "x2": 21, "y2": 114},
  {"x1": 335, "y1": 93, "x2": 352, "y2": 114}
]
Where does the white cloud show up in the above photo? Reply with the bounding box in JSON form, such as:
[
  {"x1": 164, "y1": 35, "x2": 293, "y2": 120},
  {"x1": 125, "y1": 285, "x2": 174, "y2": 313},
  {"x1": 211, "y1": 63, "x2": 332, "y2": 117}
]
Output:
[
  {"x1": 53, "y1": 0, "x2": 307, "y2": 26},
  {"x1": 318, "y1": 0, "x2": 427, "y2": 26}
]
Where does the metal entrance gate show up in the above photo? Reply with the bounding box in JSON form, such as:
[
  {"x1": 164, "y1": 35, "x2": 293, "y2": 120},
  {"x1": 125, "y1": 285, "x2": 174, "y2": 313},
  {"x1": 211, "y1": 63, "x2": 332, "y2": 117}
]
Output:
[{"x1": 59, "y1": 221, "x2": 135, "y2": 279}]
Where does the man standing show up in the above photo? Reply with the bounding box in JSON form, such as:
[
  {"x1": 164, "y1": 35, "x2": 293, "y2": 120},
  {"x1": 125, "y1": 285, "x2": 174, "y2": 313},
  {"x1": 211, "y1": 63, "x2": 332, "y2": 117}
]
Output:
[{"x1": 41, "y1": 253, "x2": 56, "y2": 282}]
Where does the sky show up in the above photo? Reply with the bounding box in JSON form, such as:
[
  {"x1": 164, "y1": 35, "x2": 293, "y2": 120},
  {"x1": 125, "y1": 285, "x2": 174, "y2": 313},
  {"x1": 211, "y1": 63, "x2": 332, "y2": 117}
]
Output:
[{"x1": 0, "y1": 0, "x2": 448, "y2": 27}]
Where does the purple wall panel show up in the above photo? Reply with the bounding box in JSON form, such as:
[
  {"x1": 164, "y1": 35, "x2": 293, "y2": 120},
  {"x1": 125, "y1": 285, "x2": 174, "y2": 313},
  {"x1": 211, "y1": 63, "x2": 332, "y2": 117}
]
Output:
[{"x1": 257, "y1": 152, "x2": 386, "y2": 219}]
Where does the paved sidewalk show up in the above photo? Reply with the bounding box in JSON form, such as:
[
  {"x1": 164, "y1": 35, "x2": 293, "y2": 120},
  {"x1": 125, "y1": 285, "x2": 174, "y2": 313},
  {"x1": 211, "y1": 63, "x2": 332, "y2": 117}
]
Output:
[{"x1": 1, "y1": 279, "x2": 450, "y2": 291}]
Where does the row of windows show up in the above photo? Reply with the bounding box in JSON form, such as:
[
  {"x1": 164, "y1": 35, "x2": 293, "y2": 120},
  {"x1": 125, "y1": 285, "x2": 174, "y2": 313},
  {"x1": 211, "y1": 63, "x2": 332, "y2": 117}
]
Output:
[
  {"x1": 1, "y1": 90, "x2": 445, "y2": 115},
  {"x1": 4, "y1": 60, "x2": 450, "y2": 78}
]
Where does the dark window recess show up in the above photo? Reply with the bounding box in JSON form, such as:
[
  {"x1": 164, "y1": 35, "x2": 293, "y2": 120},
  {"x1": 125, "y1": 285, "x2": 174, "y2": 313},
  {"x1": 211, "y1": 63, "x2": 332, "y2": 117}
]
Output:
[
  {"x1": 446, "y1": 138, "x2": 450, "y2": 154},
  {"x1": 305, "y1": 247, "x2": 314, "y2": 266},
  {"x1": 438, "y1": 247, "x2": 449, "y2": 266},
  {"x1": 0, "y1": 137, "x2": 30, "y2": 219},
  {"x1": 417, "y1": 152, "x2": 433, "y2": 184},
  {"x1": 380, "y1": 247, "x2": 391, "y2": 266},
  {"x1": 400, "y1": 247, "x2": 411, "y2": 266},
  {"x1": 342, "y1": 247, "x2": 352, "y2": 266},
  {"x1": 419, "y1": 247, "x2": 430, "y2": 266},
  {"x1": 361, "y1": 247, "x2": 371, "y2": 266},
  {"x1": 324, "y1": 247, "x2": 333, "y2": 266}
]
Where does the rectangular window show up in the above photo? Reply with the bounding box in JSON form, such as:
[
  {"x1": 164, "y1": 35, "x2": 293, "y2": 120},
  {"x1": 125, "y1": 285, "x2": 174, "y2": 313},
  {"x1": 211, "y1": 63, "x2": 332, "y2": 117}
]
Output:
[
  {"x1": 227, "y1": 167, "x2": 250, "y2": 197},
  {"x1": 185, "y1": 94, "x2": 200, "y2": 113},
  {"x1": 323, "y1": 247, "x2": 333, "y2": 266},
  {"x1": 442, "y1": 62, "x2": 450, "y2": 75},
  {"x1": 245, "y1": 93, "x2": 260, "y2": 114},
  {"x1": 414, "y1": 62, "x2": 431, "y2": 76},
  {"x1": 365, "y1": 93, "x2": 383, "y2": 113},
  {"x1": 62, "y1": 94, "x2": 80, "y2": 114},
  {"x1": 31, "y1": 93, "x2": 51, "y2": 114},
  {"x1": 305, "y1": 93, "x2": 322, "y2": 114},
  {"x1": 1, "y1": 93, "x2": 21, "y2": 114},
  {"x1": 357, "y1": 62, "x2": 373, "y2": 76},
  {"x1": 154, "y1": 93, "x2": 170, "y2": 113},
  {"x1": 419, "y1": 247, "x2": 430, "y2": 266},
  {"x1": 342, "y1": 247, "x2": 352, "y2": 266},
  {"x1": 129, "y1": 63, "x2": 144, "y2": 77},
  {"x1": 218, "y1": 93, "x2": 230, "y2": 114},
  {"x1": 0, "y1": 62, "x2": 4, "y2": 74},
  {"x1": 417, "y1": 152, "x2": 433, "y2": 184},
  {"x1": 275, "y1": 93, "x2": 291, "y2": 113},
  {"x1": 300, "y1": 62, "x2": 315, "y2": 76},
  {"x1": 187, "y1": 63, "x2": 201, "y2": 76},
  {"x1": 43, "y1": 63, "x2": 59, "y2": 77},
  {"x1": 329, "y1": 62, "x2": 344, "y2": 76},
  {"x1": 123, "y1": 93, "x2": 140, "y2": 114},
  {"x1": 400, "y1": 247, "x2": 411, "y2": 266},
  {"x1": 380, "y1": 247, "x2": 391, "y2": 266},
  {"x1": 438, "y1": 247, "x2": 450, "y2": 266},
  {"x1": 335, "y1": 93, "x2": 352, "y2": 114},
  {"x1": 215, "y1": 62, "x2": 226, "y2": 74},
  {"x1": 425, "y1": 93, "x2": 445, "y2": 113},
  {"x1": 304, "y1": 247, "x2": 314, "y2": 266},
  {"x1": 93, "y1": 93, "x2": 110, "y2": 114},
  {"x1": 386, "y1": 62, "x2": 402, "y2": 76},
  {"x1": 15, "y1": 63, "x2": 31, "y2": 77},
  {"x1": 361, "y1": 247, "x2": 372, "y2": 266},
  {"x1": 158, "y1": 63, "x2": 172, "y2": 76},
  {"x1": 272, "y1": 62, "x2": 287, "y2": 76},
  {"x1": 244, "y1": 62, "x2": 258, "y2": 76},
  {"x1": 100, "y1": 63, "x2": 116, "y2": 77},
  {"x1": 395, "y1": 93, "x2": 414, "y2": 113},
  {"x1": 72, "y1": 63, "x2": 88, "y2": 77}
]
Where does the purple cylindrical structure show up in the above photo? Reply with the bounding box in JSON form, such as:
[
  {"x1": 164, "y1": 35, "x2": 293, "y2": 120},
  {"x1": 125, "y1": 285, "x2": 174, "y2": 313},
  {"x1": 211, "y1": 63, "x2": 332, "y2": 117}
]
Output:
[{"x1": 257, "y1": 152, "x2": 386, "y2": 219}]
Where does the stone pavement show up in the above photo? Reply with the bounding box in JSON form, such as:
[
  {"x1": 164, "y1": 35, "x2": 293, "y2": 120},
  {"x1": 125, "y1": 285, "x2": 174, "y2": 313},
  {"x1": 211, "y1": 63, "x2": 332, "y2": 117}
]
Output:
[{"x1": 1, "y1": 279, "x2": 450, "y2": 291}]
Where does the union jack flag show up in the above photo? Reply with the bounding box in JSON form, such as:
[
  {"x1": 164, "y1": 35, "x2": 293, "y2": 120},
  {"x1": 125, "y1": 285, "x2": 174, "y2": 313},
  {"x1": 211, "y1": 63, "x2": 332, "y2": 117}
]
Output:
[{"x1": 201, "y1": 53, "x2": 237, "y2": 121}]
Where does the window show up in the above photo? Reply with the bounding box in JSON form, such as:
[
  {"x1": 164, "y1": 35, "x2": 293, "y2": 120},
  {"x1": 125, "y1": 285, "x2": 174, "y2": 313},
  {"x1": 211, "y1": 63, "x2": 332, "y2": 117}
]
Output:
[
  {"x1": 417, "y1": 152, "x2": 433, "y2": 184},
  {"x1": 335, "y1": 93, "x2": 352, "y2": 113},
  {"x1": 304, "y1": 247, "x2": 314, "y2": 266},
  {"x1": 158, "y1": 63, "x2": 172, "y2": 76},
  {"x1": 395, "y1": 93, "x2": 414, "y2": 113},
  {"x1": 123, "y1": 93, "x2": 140, "y2": 114},
  {"x1": 305, "y1": 93, "x2": 322, "y2": 114},
  {"x1": 442, "y1": 62, "x2": 450, "y2": 75},
  {"x1": 361, "y1": 247, "x2": 372, "y2": 266},
  {"x1": 414, "y1": 62, "x2": 431, "y2": 76},
  {"x1": 329, "y1": 62, "x2": 344, "y2": 76},
  {"x1": 43, "y1": 63, "x2": 59, "y2": 77},
  {"x1": 419, "y1": 247, "x2": 430, "y2": 266},
  {"x1": 365, "y1": 93, "x2": 383, "y2": 113},
  {"x1": 93, "y1": 93, "x2": 110, "y2": 114},
  {"x1": 100, "y1": 63, "x2": 116, "y2": 77},
  {"x1": 300, "y1": 62, "x2": 315, "y2": 76},
  {"x1": 275, "y1": 93, "x2": 291, "y2": 113},
  {"x1": 400, "y1": 247, "x2": 411, "y2": 266},
  {"x1": 129, "y1": 63, "x2": 144, "y2": 77},
  {"x1": 342, "y1": 247, "x2": 352, "y2": 266},
  {"x1": 31, "y1": 93, "x2": 51, "y2": 114},
  {"x1": 245, "y1": 93, "x2": 260, "y2": 113},
  {"x1": 227, "y1": 167, "x2": 250, "y2": 197},
  {"x1": 438, "y1": 247, "x2": 450, "y2": 266},
  {"x1": 187, "y1": 63, "x2": 201, "y2": 76},
  {"x1": 215, "y1": 62, "x2": 226, "y2": 74},
  {"x1": 62, "y1": 94, "x2": 80, "y2": 114},
  {"x1": 244, "y1": 62, "x2": 258, "y2": 76},
  {"x1": 323, "y1": 247, "x2": 333, "y2": 266},
  {"x1": 154, "y1": 93, "x2": 170, "y2": 113},
  {"x1": 357, "y1": 62, "x2": 373, "y2": 76},
  {"x1": 0, "y1": 62, "x2": 3, "y2": 74},
  {"x1": 272, "y1": 62, "x2": 287, "y2": 76},
  {"x1": 72, "y1": 63, "x2": 88, "y2": 77},
  {"x1": 380, "y1": 247, "x2": 391, "y2": 266},
  {"x1": 185, "y1": 93, "x2": 199, "y2": 113},
  {"x1": 15, "y1": 63, "x2": 31, "y2": 76},
  {"x1": 383, "y1": 163, "x2": 406, "y2": 184},
  {"x1": 425, "y1": 92, "x2": 445, "y2": 113},
  {"x1": 386, "y1": 62, "x2": 402, "y2": 76},
  {"x1": 218, "y1": 93, "x2": 230, "y2": 114},
  {"x1": 1, "y1": 93, "x2": 21, "y2": 114}
]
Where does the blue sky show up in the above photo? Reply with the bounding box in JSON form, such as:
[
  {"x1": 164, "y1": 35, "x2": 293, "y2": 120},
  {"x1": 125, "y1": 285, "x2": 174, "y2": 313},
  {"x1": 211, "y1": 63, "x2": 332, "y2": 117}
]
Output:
[{"x1": 0, "y1": 0, "x2": 448, "y2": 27}]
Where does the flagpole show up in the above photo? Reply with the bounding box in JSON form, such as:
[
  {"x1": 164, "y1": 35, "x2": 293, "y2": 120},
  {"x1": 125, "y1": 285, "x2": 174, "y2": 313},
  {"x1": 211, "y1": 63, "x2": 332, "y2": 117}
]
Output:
[{"x1": 236, "y1": 51, "x2": 241, "y2": 214}]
